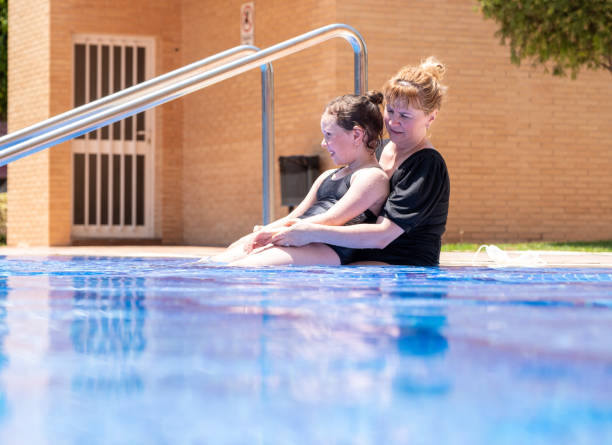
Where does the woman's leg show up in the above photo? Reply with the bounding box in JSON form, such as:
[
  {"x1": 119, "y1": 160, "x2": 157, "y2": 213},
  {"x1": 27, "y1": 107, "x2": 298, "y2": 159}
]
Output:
[{"x1": 229, "y1": 243, "x2": 341, "y2": 266}]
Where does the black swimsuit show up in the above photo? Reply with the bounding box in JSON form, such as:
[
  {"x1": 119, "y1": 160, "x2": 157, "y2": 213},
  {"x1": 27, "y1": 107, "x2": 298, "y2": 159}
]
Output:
[
  {"x1": 352, "y1": 147, "x2": 450, "y2": 266},
  {"x1": 299, "y1": 168, "x2": 377, "y2": 264}
]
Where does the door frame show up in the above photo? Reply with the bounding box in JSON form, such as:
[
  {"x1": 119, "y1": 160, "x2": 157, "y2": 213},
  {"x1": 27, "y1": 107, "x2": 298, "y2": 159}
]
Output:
[{"x1": 71, "y1": 34, "x2": 156, "y2": 239}]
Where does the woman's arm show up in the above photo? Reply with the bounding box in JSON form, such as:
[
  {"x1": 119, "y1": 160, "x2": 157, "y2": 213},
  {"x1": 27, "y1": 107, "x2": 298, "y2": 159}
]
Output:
[{"x1": 263, "y1": 216, "x2": 404, "y2": 249}]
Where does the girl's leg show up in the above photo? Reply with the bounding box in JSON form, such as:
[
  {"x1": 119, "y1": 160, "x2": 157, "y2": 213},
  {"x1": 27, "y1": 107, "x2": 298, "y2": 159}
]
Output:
[
  {"x1": 207, "y1": 232, "x2": 259, "y2": 263},
  {"x1": 226, "y1": 232, "x2": 256, "y2": 249},
  {"x1": 229, "y1": 243, "x2": 341, "y2": 267},
  {"x1": 346, "y1": 261, "x2": 389, "y2": 265}
]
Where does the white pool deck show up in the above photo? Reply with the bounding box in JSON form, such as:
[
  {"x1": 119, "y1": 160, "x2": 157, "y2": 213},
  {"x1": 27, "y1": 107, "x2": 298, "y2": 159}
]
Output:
[{"x1": 1, "y1": 245, "x2": 612, "y2": 268}]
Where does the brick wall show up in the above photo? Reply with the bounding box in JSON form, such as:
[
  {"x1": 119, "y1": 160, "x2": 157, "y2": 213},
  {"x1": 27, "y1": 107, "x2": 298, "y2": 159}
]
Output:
[{"x1": 7, "y1": 0, "x2": 51, "y2": 246}]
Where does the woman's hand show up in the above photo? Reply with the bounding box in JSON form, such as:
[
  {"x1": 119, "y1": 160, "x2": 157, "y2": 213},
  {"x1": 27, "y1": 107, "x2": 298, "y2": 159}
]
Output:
[
  {"x1": 249, "y1": 218, "x2": 303, "y2": 249},
  {"x1": 268, "y1": 220, "x2": 317, "y2": 247}
]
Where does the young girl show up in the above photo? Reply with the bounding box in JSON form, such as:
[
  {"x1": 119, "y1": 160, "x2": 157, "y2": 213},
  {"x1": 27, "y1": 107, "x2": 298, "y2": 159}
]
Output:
[{"x1": 210, "y1": 91, "x2": 389, "y2": 266}]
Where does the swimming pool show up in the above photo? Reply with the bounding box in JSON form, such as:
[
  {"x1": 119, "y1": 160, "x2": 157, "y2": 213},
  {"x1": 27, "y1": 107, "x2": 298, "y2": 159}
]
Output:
[{"x1": 0, "y1": 255, "x2": 610, "y2": 444}]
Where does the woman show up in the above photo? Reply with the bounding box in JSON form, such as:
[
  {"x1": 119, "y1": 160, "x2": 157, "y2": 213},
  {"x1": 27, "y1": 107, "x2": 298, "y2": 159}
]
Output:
[
  {"x1": 244, "y1": 57, "x2": 450, "y2": 266},
  {"x1": 212, "y1": 92, "x2": 389, "y2": 266}
]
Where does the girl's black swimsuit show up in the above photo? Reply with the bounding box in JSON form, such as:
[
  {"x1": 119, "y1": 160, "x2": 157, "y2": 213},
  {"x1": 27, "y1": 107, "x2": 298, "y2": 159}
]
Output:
[{"x1": 299, "y1": 168, "x2": 377, "y2": 264}]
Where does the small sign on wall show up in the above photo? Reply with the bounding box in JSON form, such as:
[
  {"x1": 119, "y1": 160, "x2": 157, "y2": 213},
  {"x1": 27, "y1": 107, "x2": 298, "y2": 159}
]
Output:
[{"x1": 241, "y1": 2, "x2": 254, "y2": 45}]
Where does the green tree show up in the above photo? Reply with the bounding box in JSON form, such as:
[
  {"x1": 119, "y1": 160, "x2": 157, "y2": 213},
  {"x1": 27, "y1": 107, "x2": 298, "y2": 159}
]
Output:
[
  {"x1": 476, "y1": 0, "x2": 612, "y2": 77},
  {"x1": 0, "y1": 0, "x2": 6, "y2": 120}
]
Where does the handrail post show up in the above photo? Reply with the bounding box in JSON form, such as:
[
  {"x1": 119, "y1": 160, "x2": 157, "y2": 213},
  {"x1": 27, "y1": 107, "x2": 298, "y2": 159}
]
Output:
[
  {"x1": 349, "y1": 36, "x2": 367, "y2": 94},
  {"x1": 261, "y1": 63, "x2": 274, "y2": 224}
]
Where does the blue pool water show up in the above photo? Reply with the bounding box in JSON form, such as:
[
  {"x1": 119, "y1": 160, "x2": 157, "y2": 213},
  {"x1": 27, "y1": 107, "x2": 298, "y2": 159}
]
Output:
[{"x1": 0, "y1": 255, "x2": 611, "y2": 444}]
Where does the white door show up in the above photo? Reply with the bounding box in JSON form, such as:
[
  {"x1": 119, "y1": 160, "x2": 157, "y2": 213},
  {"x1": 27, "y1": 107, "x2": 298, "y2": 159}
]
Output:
[{"x1": 71, "y1": 35, "x2": 155, "y2": 239}]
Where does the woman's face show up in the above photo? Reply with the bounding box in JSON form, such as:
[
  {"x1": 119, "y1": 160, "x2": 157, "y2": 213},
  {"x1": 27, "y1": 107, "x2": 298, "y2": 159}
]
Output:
[
  {"x1": 320, "y1": 113, "x2": 359, "y2": 165},
  {"x1": 384, "y1": 100, "x2": 436, "y2": 148}
]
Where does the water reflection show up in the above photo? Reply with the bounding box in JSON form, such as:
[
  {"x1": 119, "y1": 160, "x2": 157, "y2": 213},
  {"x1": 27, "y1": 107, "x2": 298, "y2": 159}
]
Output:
[
  {"x1": 235, "y1": 278, "x2": 454, "y2": 405},
  {"x1": 391, "y1": 290, "x2": 449, "y2": 357},
  {"x1": 382, "y1": 286, "x2": 451, "y2": 397},
  {"x1": 70, "y1": 276, "x2": 147, "y2": 356},
  {"x1": 62, "y1": 276, "x2": 148, "y2": 395},
  {"x1": 0, "y1": 278, "x2": 9, "y2": 421}
]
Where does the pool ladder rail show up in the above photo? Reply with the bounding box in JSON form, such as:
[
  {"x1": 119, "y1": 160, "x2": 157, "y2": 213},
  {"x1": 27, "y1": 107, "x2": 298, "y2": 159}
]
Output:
[{"x1": 0, "y1": 23, "x2": 368, "y2": 224}]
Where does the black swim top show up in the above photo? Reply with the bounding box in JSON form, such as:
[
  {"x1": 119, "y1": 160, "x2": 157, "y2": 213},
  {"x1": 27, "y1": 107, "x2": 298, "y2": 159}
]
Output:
[{"x1": 300, "y1": 168, "x2": 377, "y2": 225}]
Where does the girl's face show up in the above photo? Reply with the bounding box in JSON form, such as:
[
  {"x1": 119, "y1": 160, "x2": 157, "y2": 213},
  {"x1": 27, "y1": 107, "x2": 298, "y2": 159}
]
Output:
[
  {"x1": 320, "y1": 113, "x2": 361, "y2": 165},
  {"x1": 384, "y1": 100, "x2": 436, "y2": 148}
]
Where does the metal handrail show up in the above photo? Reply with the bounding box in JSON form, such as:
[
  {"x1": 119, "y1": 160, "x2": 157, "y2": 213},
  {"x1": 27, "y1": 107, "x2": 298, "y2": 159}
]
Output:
[
  {"x1": 0, "y1": 23, "x2": 367, "y2": 224},
  {"x1": 0, "y1": 44, "x2": 262, "y2": 154}
]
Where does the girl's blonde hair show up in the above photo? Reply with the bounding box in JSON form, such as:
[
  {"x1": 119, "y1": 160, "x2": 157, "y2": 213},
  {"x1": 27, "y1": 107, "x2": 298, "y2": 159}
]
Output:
[{"x1": 382, "y1": 56, "x2": 448, "y2": 114}]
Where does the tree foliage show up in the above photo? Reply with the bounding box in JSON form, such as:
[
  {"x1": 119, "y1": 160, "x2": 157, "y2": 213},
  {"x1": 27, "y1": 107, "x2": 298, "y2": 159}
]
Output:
[
  {"x1": 0, "y1": 0, "x2": 6, "y2": 120},
  {"x1": 476, "y1": 0, "x2": 612, "y2": 77}
]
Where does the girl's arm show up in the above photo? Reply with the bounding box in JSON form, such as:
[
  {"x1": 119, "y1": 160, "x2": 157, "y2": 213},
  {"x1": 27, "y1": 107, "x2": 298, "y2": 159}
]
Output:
[
  {"x1": 302, "y1": 167, "x2": 389, "y2": 226},
  {"x1": 257, "y1": 169, "x2": 335, "y2": 231},
  {"x1": 251, "y1": 168, "x2": 393, "y2": 248}
]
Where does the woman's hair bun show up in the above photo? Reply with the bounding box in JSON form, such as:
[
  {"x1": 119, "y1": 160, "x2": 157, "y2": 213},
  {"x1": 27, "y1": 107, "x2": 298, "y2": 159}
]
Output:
[
  {"x1": 366, "y1": 90, "x2": 384, "y2": 105},
  {"x1": 383, "y1": 56, "x2": 447, "y2": 113},
  {"x1": 420, "y1": 56, "x2": 446, "y2": 81}
]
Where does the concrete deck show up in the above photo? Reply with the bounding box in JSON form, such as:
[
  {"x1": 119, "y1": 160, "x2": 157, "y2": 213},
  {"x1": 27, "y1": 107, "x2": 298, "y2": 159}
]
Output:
[{"x1": 1, "y1": 245, "x2": 612, "y2": 268}]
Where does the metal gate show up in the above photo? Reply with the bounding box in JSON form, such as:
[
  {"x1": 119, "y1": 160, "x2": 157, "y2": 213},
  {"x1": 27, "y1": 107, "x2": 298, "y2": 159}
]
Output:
[{"x1": 72, "y1": 35, "x2": 155, "y2": 239}]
